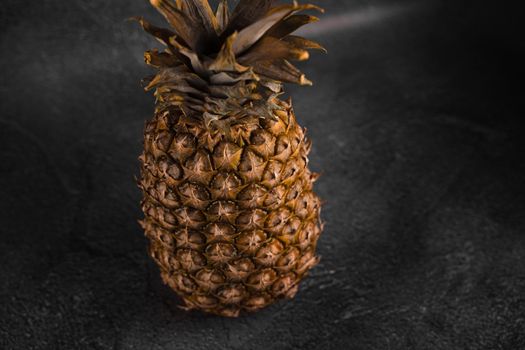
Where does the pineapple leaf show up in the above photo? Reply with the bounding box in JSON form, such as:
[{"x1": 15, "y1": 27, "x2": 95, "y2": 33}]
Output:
[
  {"x1": 226, "y1": 0, "x2": 275, "y2": 34},
  {"x1": 268, "y1": 3, "x2": 324, "y2": 15},
  {"x1": 150, "y1": 0, "x2": 203, "y2": 52},
  {"x1": 266, "y1": 14, "x2": 319, "y2": 38},
  {"x1": 232, "y1": 3, "x2": 323, "y2": 55},
  {"x1": 252, "y1": 59, "x2": 312, "y2": 86},
  {"x1": 282, "y1": 35, "x2": 326, "y2": 53},
  {"x1": 169, "y1": 37, "x2": 209, "y2": 76},
  {"x1": 180, "y1": 0, "x2": 219, "y2": 37},
  {"x1": 132, "y1": 16, "x2": 176, "y2": 46},
  {"x1": 238, "y1": 36, "x2": 310, "y2": 64},
  {"x1": 208, "y1": 32, "x2": 250, "y2": 73},
  {"x1": 144, "y1": 65, "x2": 191, "y2": 89},
  {"x1": 209, "y1": 70, "x2": 259, "y2": 85},
  {"x1": 232, "y1": 6, "x2": 294, "y2": 55},
  {"x1": 215, "y1": 0, "x2": 230, "y2": 33},
  {"x1": 145, "y1": 49, "x2": 183, "y2": 67},
  {"x1": 132, "y1": 17, "x2": 191, "y2": 66}
]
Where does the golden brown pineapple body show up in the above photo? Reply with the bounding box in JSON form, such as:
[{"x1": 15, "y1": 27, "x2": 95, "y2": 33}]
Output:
[
  {"x1": 136, "y1": 0, "x2": 325, "y2": 317},
  {"x1": 140, "y1": 98, "x2": 322, "y2": 317}
]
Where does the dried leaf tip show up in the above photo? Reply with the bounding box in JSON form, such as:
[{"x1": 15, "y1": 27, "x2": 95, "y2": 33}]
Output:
[
  {"x1": 292, "y1": 1, "x2": 325, "y2": 13},
  {"x1": 298, "y1": 51, "x2": 309, "y2": 61},
  {"x1": 150, "y1": 0, "x2": 179, "y2": 14},
  {"x1": 300, "y1": 75, "x2": 313, "y2": 86},
  {"x1": 216, "y1": 0, "x2": 230, "y2": 32}
]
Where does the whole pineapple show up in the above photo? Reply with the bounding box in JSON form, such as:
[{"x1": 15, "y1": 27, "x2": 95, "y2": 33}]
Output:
[{"x1": 137, "y1": 0, "x2": 324, "y2": 317}]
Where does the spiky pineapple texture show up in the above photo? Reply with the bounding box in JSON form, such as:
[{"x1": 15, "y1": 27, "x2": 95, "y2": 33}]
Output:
[{"x1": 137, "y1": 0, "x2": 325, "y2": 317}]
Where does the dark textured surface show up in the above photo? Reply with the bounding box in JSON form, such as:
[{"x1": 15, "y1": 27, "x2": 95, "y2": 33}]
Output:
[{"x1": 1, "y1": 0, "x2": 525, "y2": 349}]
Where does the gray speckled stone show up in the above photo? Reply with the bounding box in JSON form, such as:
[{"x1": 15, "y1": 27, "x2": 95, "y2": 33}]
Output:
[{"x1": 1, "y1": 1, "x2": 524, "y2": 349}]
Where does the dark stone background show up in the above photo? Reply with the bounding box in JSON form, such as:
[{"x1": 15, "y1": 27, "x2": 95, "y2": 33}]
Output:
[{"x1": 1, "y1": 0, "x2": 524, "y2": 349}]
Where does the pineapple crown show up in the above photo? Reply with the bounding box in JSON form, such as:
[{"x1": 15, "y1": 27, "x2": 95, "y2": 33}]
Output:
[{"x1": 135, "y1": 0, "x2": 324, "y2": 130}]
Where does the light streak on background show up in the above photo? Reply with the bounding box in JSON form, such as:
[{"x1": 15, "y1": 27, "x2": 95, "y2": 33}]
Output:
[{"x1": 297, "y1": 1, "x2": 435, "y2": 37}]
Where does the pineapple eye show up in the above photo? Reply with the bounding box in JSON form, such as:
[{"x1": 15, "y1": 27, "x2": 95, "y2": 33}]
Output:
[
  {"x1": 160, "y1": 232, "x2": 174, "y2": 245},
  {"x1": 291, "y1": 136, "x2": 302, "y2": 151},
  {"x1": 217, "y1": 284, "x2": 246, "y2": 304},
  {"x1": 277, "y1": 141, "x2": 289, "y2": 153},
  {"x1": 250, "y1": 129, "x2": 270, "y2": 145},
  {"x1": 176, "y1": 249, "x2": 206, "y2": 272},
  {"x1": 154, "y1": 132, "x2": 173, "y2": 152}
]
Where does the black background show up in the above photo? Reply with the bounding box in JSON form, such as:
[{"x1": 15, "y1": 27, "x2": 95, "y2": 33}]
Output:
[{"x1": 1, "y1": 0, "x2": 525, "y2": 349}]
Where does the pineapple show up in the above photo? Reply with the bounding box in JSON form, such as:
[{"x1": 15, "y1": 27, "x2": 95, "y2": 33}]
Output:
[{"x1": 137, "y1": 0, "x2": 325, "y2": 317}]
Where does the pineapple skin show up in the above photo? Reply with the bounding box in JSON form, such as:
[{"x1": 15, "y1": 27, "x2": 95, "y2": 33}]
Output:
[{"x1": 139, "y1": 98, "x2": 323, "y2": 317}]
